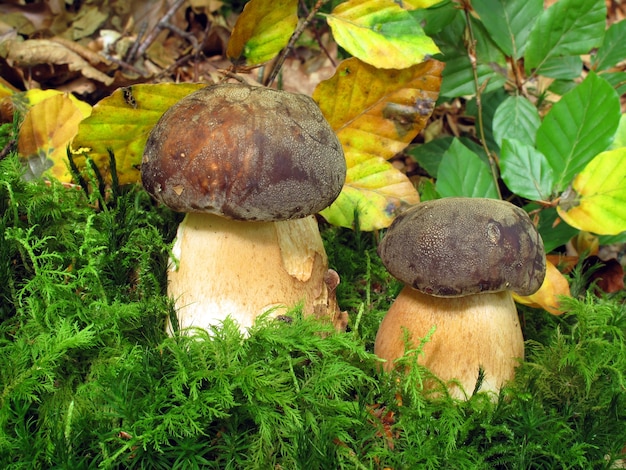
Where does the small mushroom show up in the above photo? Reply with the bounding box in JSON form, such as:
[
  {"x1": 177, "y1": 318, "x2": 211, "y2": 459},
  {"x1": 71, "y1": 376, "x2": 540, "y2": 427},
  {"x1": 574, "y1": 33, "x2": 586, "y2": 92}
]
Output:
[
  {"x1": 141, "y1": 83, "x2": 347, "y2": 333},
  {"x1": 375, "y1": 197, "x2": 546, "y2": 398}
]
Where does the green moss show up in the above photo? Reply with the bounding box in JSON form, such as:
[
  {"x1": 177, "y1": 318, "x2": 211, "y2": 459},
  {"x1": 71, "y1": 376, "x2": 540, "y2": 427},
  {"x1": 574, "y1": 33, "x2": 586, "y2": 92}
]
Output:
[{"x1": 0, "y1": 151, "x2": 625, "y2": 468}]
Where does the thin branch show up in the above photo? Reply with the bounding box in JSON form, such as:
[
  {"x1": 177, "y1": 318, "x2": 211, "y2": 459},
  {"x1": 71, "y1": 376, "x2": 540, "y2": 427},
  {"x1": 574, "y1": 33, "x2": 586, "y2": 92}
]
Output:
[
  {"x1": 264, "y1": 0, "x2": 330, "y2": 87},
  {"x1": 131, "y1": 0, "x2": 187, "y2": 62}
]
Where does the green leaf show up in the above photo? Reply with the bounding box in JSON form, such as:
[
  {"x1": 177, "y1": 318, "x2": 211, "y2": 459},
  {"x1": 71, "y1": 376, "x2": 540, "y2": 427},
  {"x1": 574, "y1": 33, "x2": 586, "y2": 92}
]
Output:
[
  {"x1": 537, "y1": 55, "x2": 583, "y2": 80},
  {"x1": 547, "y1": 78, "x2": 578, "y2": 96},
  {"x1": 435, "y1": 139, "x2": 499, "y2": 198},
  {"x1": 439, "y1": 55, "x2": 506, "y2": 98},
  {"x1": 326, "y1": 0, "x2": 439, "y2": 69},
  {"x1": 314, "y1": 57, "x2": 444, "y2": 230},
  {"x1": 71, "y1": 83, "x2": 206, "y2": 185},
  {"x1": 226, "y1": 0, "x2": 298, "y2": 66},
  {"x1": 593, "y1": 20, "x2": 626, "y2": 71},
  {"x1": 524, "y1": 0, "x2": 606, "y2": 74},
  {"x1": 409, "y1": 0, "x2": 458, "y2": 37},
  {"x1": 500, "y1": 139, "x2": 554, "y2": 201},
  {"x1": 536, "y1": 72, "x2": 621, "y2": 192},
  {"x1": 472, "y1": 0, "x2": 542, "y2": 59},
  {"x1": 407, "y1": 136, "x2": 453, "y2": 177},
  {"x1": 557, "y1": 147, "x2": 626, "y2": 235},
  {"x1": 492, "y1": 96, "x2": 541, "y2": 147},
  {"x1": 600, "y1": 71, "x2": 626, "y2": 97}
]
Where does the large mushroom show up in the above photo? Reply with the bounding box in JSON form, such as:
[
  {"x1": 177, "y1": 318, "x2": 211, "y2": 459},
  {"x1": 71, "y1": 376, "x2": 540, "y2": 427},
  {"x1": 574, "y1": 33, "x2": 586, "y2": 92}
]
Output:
[
  {"x1": 375, "y1": 197, "x2": 546, "y2": 398},
  {"x1": 141, "y1": 83, "x2": 347, "y2": 334}
]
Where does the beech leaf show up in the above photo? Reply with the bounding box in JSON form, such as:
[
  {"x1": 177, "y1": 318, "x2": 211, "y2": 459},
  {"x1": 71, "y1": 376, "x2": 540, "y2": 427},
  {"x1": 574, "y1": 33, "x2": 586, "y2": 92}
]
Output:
[
  {"x1": 313, "y1": 57, "x2": 443, "y2": 230},
  {"x1": 500, "y1": 139, "x2": 554, "y2": 201},
  {"x1": 71, "y1": 83, "x2": 206, "y2": 185},
  {"x1": 326, "y1": 0, "x2": 439, "y2": 69},
  {"x1": 435, "y1": 139, "x2": 499, "y2": 199},
  {"x1": 17, "y1": 92, "x2": 91, "y2": 182},
  {"x1": 401, "y1": 0, "x2": 444, "y2": 8},
  {"x1": 536, "y1": 72, "x2": 621, "y2": 192},
  {"x1": 226, "y1": 0, "x2": 298, "y2": 66},
  {"x1": 593, "y1": 20, "x2": 626, "y2": 71},
  {"x1": 472, "y1": 0, "x2": 542, "y2": 59},
  {"x1": 524, "y1": 0, "x2": 606, "y2": 75},
  {"x1": 492, "y1": 95, "x2": 541, "y2": 148},
  {"x1": 557, "y1": 147, "x2": 626, "y2": 236}
]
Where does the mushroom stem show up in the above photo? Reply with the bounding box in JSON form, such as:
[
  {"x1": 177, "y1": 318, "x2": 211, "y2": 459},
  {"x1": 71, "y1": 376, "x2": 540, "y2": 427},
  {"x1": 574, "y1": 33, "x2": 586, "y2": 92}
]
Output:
[
  {"x1": 167, "y1": 212, "x2": 343, "y2": 334},
  {"x1": 374, "y1": 286, "x2": 524, "y2": 399}
]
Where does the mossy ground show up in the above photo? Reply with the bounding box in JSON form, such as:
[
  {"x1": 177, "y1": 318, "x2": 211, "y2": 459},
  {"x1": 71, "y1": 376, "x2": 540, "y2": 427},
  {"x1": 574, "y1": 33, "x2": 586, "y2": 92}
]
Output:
[{"x1": 0, "y1": 138, "x2": 625, "y2": 468}]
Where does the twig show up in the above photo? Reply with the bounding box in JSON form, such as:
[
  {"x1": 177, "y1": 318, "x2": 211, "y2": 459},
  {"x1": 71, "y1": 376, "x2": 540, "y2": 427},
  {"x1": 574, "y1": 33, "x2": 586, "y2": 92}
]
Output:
[
  {"x1": 131, "y1": 0, "x2": 186, "y2": 62},
  {"x1": 264, "y1": 0, "x2": 330, "y2": 87},
  {"x1": 124, "y1": 21, "x2": 148, "y2": 63},
  {"x1": 104, "y1": 55, "x2": 149, "y2": 77}
]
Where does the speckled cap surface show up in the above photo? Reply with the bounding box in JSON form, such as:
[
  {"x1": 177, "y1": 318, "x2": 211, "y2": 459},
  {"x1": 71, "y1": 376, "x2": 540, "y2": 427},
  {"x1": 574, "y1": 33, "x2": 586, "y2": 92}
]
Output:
[
  {"x1": 377, "y1": 198, "x2": 546, "y2": 297},
  {"x1": 141, "y1": 83, "x2": 346, "y2": 221}
]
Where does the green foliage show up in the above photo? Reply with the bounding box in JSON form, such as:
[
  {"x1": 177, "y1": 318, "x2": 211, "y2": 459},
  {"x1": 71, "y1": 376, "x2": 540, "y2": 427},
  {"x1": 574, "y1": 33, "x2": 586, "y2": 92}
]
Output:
[
  {"x1": 0, "y1": 151, "x2": 625, "y2": 468},
  {"x1": 410, "y1": 0, "x2": 626, "y2": 246}
]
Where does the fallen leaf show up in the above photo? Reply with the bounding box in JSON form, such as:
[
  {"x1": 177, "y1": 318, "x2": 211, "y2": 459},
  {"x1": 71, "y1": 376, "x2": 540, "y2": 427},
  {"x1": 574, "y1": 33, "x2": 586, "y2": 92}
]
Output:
[
  {"x1": 570, "y1": 231, "x2": 600, "y2": 256},
  {"x1": 401, "y1": 0, "x2": 445, "y2": 8},
  {"x1": 313, "y1": 57, "x2": 443, "y2": 230},
  {"x1": 18, "y1": 93, "x2": 92, "y2": 181},
  {"x1": 226, "y1": 0, "x2": 298, "y2": 66},
  {"x1": 584, "y1": 256, "x2": 625, "y2": 294},
  {"x1": 514, "y1": 260, "x2": 571, "y2": 315},
  {"x1": 71, "y1": 82, "x2": 206, "y2": 185},
  {"x1": 4, "y1": 38, "x2": 113, "y2": 85},
  {"x1": 326, "y1": 0, "x2": 439, "y2": 69}
]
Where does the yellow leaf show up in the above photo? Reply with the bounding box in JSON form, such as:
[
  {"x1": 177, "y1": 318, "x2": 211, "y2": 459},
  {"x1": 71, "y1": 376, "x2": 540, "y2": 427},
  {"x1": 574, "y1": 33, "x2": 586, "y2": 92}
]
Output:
[
  {"x1": 556, "y1": 147, "x2": 626, "y2": 235},
  {"x1": 226, "y1": 0, "x2": 298, "y2": 66},
  {"x1": 513, "y1": 260, "x2": 571, "y2": 315},
  {"x1": 0, "y1": 76, "x2": 18, "y2": 99},
  {"x1": 71, "y1": 83, "x2": 206, "y2": 185},
  {"x1": 401, "y1": 0, "x2": 445, "y2": 9},
  {"x1": 17, "y1": 93, "x2": 91, "y2": 182},
  {"x1": 20, "y1": 89, "x2": 92, "y2": 116},
  {"x1": 313, "y1": 57, "x2": 443, "y2": 230},
  {"x1": 326, "y1": 0, "x2": 439, "y2": 69}
]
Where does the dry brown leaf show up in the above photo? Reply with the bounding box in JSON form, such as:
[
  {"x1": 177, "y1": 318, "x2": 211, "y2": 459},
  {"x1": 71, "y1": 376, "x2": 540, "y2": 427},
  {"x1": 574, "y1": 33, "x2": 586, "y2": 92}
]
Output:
[
  {"x1": 4, "y1": 38, "x2": 113, "y2": 86},
  {"x1": 584, "y1": 256, "x2": 625, "y2": 294}
]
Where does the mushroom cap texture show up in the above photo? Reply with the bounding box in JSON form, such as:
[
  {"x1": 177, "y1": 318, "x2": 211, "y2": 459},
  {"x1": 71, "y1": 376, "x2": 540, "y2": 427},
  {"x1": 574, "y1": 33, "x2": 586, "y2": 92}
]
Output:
[
  {"x1": 377, "y1": 197, "x2": 546, "y2": 297},
  {"x1": 141, "y1": 83, "x2": 346, "y2": 221}
]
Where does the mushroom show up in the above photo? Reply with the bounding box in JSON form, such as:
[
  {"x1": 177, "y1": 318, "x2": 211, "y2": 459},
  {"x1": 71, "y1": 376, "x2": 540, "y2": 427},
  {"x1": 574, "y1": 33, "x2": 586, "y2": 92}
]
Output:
[
  {"x1": 374, "y1": 197, "x2": 546, "y2": 398},
  {"x1": 141, "y1": 83, "x2": 347, "y2": 334}
]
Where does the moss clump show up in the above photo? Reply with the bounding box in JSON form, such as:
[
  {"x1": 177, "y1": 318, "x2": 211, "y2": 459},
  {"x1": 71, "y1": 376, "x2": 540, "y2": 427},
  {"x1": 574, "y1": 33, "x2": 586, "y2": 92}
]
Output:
[{"x1": 0, "y1": 150, "x2": 625, "y2": 469}]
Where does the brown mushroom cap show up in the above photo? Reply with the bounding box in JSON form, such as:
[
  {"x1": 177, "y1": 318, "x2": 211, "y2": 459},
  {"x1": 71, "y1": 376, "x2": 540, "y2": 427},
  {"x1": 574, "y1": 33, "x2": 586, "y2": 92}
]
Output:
[
  {"x1": 377, "y1": 198, "x2": 546, "y2": 297},
  {"x1": 141, "y1": 83, "x2": 346, "y2": 221}
]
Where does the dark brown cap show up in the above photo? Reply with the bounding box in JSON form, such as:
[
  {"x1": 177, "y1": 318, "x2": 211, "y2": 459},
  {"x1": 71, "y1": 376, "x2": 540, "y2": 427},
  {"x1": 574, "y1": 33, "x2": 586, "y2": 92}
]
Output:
[
  {"x1": 141, "y1": 83, "x2": 346, "y2": 221},
  {"x1": 378, "y1": 198, "x2": 546, "y2": 297}
]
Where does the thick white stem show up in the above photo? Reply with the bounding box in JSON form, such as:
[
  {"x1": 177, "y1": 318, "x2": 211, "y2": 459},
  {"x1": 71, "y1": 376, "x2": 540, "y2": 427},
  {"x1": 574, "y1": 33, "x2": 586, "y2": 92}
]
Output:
[
  {"x1": 374, "y1": 286, "x2": 524, "y2": 399},
  {"x1": 167, "y1": 212, "x2": 341, "y2": 334}
]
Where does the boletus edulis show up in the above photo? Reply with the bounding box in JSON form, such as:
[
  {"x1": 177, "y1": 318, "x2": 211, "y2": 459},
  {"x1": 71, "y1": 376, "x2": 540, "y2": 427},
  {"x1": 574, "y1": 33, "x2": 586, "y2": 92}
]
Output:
[
  {"x1": 375, "y1": 197, "x2": 546, "y2": 398},
  {"x1": 141, "y1": 83, "x2": 347, "y2": 334}
]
